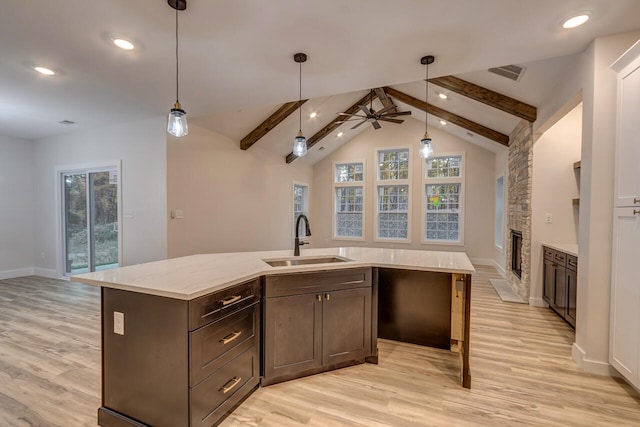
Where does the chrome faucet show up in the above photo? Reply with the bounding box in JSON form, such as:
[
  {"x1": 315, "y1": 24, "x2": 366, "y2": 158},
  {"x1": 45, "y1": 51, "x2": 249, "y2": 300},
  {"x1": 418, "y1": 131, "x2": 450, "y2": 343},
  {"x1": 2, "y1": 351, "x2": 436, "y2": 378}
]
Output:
[{"x1": 294, "y1": 214, "x2": 312, "y2": 256}]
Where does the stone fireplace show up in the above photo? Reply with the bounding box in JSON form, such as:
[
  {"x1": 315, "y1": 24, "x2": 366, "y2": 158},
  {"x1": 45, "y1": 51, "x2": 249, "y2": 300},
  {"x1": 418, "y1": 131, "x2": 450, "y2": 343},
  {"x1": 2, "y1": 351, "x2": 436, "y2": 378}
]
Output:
[{"x1": 506, "y1": 120, "x2": 533, "y2": 302}]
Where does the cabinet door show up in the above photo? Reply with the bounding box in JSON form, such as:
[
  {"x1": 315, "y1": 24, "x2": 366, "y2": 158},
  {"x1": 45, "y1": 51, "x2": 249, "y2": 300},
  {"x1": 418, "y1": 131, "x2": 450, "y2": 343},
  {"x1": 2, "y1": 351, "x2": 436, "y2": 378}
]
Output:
[
  {"x1": 552, "y1": 264, "x2": 567, "y2": 315},
  {"x1": 543, "y1": 258, "x2": 555, "y2": 304},
  {"x1": 264, "y1": 293, "x2": 322, "y2": 380},
  {"x1": 322, "y1": 287, "x2": 372, "y2": 366},
  {"x1": 615, "y1": 57, "x2": 640, "y2": 207},
  {"x1": 610, "y1": 207, "x2": 640, "y2": 386},
  {"x1": 566, "y1": 268, "x2": 577, "y2": 328}
]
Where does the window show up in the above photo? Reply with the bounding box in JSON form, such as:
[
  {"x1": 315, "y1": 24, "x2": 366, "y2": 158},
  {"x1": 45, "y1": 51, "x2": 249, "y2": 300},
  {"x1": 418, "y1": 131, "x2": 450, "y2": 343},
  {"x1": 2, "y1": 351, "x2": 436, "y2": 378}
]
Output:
[
  {"x1": 423, "y1": 154, "x2": 464, "y2": 244},
  {"x1": 293, "y1": 183, "x2": 309, "y2": 237},
  {"x1": 495, "y1": 176, "x2": 504, "y2": 250},
  {"x1": 376, "y1": 149, "x2": 410, "y2": 241},
  {"x1": 333, "y1": 162, "x2": 364, "y2": 239}
]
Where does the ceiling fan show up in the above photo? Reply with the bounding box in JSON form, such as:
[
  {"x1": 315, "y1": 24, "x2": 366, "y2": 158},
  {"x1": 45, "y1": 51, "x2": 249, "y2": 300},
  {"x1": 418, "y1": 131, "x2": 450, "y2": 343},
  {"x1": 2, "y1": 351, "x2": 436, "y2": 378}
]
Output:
[{"x1": 337, "y1": 89, "x2": 411, "y2": 130}]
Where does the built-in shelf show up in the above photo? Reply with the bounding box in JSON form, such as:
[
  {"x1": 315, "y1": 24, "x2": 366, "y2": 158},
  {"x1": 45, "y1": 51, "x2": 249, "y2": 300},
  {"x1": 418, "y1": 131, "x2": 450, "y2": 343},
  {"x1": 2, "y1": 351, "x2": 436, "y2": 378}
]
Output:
[
  {"x1": 572, "y1": 198, "x2": 580, "y2": 205},
  {"x1": 573, "y1": 161, "x2": 581, "y2": 169}
]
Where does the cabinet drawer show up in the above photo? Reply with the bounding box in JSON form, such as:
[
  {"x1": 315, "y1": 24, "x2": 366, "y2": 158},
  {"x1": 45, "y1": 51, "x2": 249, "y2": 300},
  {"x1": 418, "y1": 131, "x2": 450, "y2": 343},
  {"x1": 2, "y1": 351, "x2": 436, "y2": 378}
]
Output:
[
  {"x1": 553, "y1": 251, "x2": 567, "y2": 266},
  {"x1": 190, "y1": 346, "x2": 259, "y2": 427},
  {"x1": 265, "y1": 267, "x2": 371, "y2": 298},
  {"x1": 190, "y1": 301, "x2": 259, "y2": 386},
  {"x1": 543, "y1": 246, "x2": 554, "y2": 261},
  {"x1": 189, "y1": 278, "x2": 261, "y2": 330},
  {"x1": 567, "y1": 255, "x2": 578, "y2": 271}
]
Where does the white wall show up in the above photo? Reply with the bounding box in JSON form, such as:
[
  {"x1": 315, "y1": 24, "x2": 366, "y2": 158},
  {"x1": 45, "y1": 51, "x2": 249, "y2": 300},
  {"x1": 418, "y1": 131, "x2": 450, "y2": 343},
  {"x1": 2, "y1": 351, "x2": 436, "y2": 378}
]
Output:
[
  {"x1": 530, "y1": 103, "x2": 582, "y2": 305},
  {"x1": 310, "y1": 118, "x2": 497, "y2": 263},
  {"x1": 575, "y1": 31, "x2": 640, "y2": 374},
  {"x1": 33, "y1": 116, "x2": 167, "y2": 276},
  {"x1": 167, "y1": 124, "x2": 313, "y2": 257},
  {"x1": 0, "y1": 135, "x2": 35, "y2": 278}
]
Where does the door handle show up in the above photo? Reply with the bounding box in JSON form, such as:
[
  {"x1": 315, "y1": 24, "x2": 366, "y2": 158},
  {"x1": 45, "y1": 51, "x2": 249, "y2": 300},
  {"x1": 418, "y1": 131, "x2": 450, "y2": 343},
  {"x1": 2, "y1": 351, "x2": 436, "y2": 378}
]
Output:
[
  {"x1": 220, "y1": 376, "x2": 242, "y2": 394},
  {"x1": 220, "y1": 330, "x2": 242, "y2": 345}
]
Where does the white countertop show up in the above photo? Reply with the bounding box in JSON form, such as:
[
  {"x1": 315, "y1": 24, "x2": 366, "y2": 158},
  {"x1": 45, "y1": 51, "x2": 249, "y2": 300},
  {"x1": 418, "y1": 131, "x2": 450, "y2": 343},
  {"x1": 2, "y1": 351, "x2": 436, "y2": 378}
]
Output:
[
  {"x1": 543, "y1": 243, "x2": 578, "y2": 257},
  {"x1": 70, "y1": 247, "x2": 475, "y2": 300}
]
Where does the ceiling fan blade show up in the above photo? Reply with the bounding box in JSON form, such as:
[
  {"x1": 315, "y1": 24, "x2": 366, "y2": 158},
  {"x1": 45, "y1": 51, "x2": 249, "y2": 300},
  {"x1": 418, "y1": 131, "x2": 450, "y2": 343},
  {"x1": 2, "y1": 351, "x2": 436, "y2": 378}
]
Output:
[
  {"x1": 383, "y1": 111, "x2": 412, "y2": 117},
  {"x1": 376, "y1": 105, "x2": 396, "y2": 115},
  {"x1": 351, "y1": 120, "x2": 368, "y2": 130},
  {"x1": 379, "y1": 117, "x2": 404, "y2": 124},
  {"x1": 359, "y1": 105, "x2": 372, "y2": 116},
  {"x1": 372, "y1": 120, "x2": 382, "y2": 130}
]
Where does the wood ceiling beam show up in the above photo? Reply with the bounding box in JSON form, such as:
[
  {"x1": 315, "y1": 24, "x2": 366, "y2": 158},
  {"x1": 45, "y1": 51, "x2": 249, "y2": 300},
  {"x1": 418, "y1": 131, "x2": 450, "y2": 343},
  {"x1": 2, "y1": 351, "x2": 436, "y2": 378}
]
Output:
[
  {"x1": 286, "y1": 91, "x2": 379, "y2": 164},
  {"x1": 384, "y1": 86, "x2": 510, "y2": 147},
  {"x1": 240, "y1": 100, "x2": 307, "y2": 150},
  {"x1": 429, "y1": 76, "x2": 537, "y2": 122}
]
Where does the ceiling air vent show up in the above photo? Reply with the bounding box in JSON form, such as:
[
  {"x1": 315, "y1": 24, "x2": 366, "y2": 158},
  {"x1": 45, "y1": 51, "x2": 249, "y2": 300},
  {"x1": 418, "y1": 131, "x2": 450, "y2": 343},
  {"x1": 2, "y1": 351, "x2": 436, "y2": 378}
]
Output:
[
  {"x1": 58, "y1": 120, "x2": 76, "y2": 125},
  {"x1": 488, "y1": 64, "x2": 525, "y2": 82}
]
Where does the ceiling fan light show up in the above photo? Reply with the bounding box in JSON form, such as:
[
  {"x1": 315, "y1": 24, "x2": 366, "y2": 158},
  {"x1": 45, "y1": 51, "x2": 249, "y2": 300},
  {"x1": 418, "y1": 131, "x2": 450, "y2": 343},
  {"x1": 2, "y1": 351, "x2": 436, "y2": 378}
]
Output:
[
  {"x1": 168, "y1": 102, "x2": 188, "y2": 137},
  {"x1": 293, "y1": 131, "x2": 307, "y2": 157},
  {"x1": 420, "y1": 133, "x2": 433, "y2": 159}
]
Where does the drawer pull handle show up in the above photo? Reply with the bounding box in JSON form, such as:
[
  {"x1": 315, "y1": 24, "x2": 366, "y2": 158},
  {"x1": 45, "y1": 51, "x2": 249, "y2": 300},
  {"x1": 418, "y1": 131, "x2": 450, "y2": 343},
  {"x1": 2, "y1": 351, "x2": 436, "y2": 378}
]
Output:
[
  {"x1": 634, "y1": 198, "x2": 639, "y2": 204},
  {"x1": 221, "y1": 295, "x2": 242, "y2": 306},
  {"x1": 634, "y1": 209, "x2": 640, "y2": 215},
  {"x1": 220, "y1": 376, "x2": 242, "y2": 394},
  {"x1": 220, "y1": 331, "x2": 242, "y2": 345},
  {"x1": 316, "y1": 294, "x2": 321, "y2": 302},
  {"x1": 325, "y1": 293, "x2": 331, "y2": 301}
]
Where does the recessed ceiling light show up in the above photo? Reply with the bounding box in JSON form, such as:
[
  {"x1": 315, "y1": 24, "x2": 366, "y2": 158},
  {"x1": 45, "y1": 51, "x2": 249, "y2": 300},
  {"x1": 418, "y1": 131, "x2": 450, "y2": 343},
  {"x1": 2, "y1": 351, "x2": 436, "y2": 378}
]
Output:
[
  {"x1": 337, "y1": 132, "x2": 344, "y2": 137},
  {"x1": 440, "y1": 120, "x2": 447, "y2": 125},
  {"x1": 563, "y1": 14, "x2": 589, "y2": 29},
  {"x1": 112, "y1": 38, "x2": 135, "y2": 50},
  {"x1": 34, "y1": 66, "x2": 55, "y2": 76},
  {"x1": 438, "y1": 93, "x2": 448, "y2": 100},
  {"x1": 309, "y1": 112, "x2": 317, "y2": 119}
]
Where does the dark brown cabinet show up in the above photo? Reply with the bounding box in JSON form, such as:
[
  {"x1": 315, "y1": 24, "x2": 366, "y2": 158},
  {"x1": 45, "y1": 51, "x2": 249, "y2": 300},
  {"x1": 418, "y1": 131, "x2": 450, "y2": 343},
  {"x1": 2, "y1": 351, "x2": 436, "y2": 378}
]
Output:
[
  {"x1": 99, "y1": 278, "x2": 261, "y2": 427},
  {"x1": 263, "y1": 268, "x2": 373, "y2": 386},
  {"x1": 542, "y1": 246, "x2": 577, "y2": 328}
]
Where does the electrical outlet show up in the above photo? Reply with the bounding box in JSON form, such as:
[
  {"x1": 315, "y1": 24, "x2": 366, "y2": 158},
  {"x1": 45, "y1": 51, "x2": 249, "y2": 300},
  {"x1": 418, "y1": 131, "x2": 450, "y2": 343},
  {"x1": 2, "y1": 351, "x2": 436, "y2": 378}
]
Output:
[
  {"x1": 114, "y1": 311, "x2": 124, "y2": 335},
  {"x1": 544, "y1": 213, "x2": 552, "y2": 224}
]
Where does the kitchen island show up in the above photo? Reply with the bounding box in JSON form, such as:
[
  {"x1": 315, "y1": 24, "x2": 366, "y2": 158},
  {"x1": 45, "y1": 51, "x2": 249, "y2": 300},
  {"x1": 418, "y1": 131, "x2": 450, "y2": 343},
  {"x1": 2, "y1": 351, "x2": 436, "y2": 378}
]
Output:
[{"x1": 72, "y1": 247, "x2": 474, "y2": 427}]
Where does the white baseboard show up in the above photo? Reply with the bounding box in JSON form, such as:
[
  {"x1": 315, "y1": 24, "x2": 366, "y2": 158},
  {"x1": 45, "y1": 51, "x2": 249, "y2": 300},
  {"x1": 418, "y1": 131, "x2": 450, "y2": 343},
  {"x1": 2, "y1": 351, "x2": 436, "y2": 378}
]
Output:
[
  {"x1": 572, "y1": 342, "x2": 615, "y2": 376},
  {"x1": 469, "y1": 258, "x2": 494, "y2": 266},
  {"x1": 33, "y1": 268, "x2": 59, "y2": 279},
  {"x1": 492, "y1": 261, "x2": 506, "y2": 278},
  {"x1": 0, "y1": 267, "x2": 35, "y2": 280},
  {"x1": 529, "y1": 297, "x2": 548, "y2": 307}
]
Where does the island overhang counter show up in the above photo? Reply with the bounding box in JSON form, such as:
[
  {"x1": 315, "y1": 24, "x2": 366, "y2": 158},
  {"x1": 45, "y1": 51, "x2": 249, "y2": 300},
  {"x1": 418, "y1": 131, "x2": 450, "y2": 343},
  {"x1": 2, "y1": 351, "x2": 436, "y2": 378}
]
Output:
[{"x1": 72, "y1": 247, "x2": 475, "y2": 427}]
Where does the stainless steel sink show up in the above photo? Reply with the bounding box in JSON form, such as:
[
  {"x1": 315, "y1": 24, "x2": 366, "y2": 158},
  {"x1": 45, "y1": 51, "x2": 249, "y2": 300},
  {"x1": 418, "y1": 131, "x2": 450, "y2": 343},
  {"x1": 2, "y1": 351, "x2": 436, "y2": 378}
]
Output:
[{"x1": 262, "y1": 256, "x2": 351, "y2": 267}]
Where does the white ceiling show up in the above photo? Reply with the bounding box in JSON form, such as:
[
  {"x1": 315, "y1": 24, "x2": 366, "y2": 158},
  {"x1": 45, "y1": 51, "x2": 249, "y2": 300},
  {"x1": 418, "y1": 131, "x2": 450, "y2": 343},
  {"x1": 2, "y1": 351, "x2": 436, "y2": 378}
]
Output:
[{"x1": 2, "y1": 0, "x2": 640, "y2": 162}]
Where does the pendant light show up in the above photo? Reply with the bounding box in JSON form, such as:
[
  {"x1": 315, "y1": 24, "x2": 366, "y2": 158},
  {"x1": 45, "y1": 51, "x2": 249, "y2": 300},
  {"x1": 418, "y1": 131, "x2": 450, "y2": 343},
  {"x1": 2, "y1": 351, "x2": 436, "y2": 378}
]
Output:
[
  {"x1": 293, "y1": 52, "x2": 308, "y2": 157},
  {"x1": 167, "y1": 0, "x2": 188, "y2": 137},
  {"x1": 420, "y1": 55, "x2": 435, "y2": 159}
]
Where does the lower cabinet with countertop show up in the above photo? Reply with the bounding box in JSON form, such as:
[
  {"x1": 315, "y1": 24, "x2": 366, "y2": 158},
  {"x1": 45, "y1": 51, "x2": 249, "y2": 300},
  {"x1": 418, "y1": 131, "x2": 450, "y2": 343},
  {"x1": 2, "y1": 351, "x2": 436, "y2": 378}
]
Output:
[{"x1": 542, "y1": 245, "x2": 577, "y2": 328}]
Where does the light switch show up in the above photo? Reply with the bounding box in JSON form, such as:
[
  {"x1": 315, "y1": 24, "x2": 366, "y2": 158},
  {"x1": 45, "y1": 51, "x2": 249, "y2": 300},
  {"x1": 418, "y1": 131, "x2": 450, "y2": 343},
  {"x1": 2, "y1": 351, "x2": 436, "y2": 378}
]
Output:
[
  {"x1": 175, "y1": 209, "x2": 184, "y2": 219},
  {"x1": 123, "y1": 209, "x2": 134, "y2": 219},
  {"x1": 544, "y1": 213, "x2": 552, "y2": 224},
  {"x1": 114, "y1": 311, "x2": 124, "y2": 335}
]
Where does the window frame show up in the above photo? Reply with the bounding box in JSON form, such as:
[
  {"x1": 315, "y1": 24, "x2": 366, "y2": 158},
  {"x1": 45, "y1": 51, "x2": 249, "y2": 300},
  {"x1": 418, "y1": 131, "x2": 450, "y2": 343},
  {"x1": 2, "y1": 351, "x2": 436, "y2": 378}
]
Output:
[
  {"x1": 374, "y1": 147, "x2": 412, "y2": 243},
  {"x1": 332, "y1": 160, "x2": 365, "y2": 241},
  {"x1": 421, "y1": 152, "x2": 465, "y2": 246}
]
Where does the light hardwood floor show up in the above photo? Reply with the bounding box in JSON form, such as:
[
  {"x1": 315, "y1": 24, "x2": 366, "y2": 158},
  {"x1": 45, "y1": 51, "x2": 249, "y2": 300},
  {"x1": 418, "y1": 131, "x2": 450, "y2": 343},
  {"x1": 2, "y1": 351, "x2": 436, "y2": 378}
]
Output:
[{"x1": 1, "y1": 267, "x2": 639, "y2": 426}]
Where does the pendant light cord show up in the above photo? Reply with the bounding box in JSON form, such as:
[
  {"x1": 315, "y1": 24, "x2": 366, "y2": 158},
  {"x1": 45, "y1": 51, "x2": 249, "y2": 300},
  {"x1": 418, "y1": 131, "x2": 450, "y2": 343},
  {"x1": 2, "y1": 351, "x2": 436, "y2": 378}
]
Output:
[
  {"x1": 425, "y1": 60, "x2": 428, "y2": 134},
  {"x1": 175, "y1": 8, "x2": 179, "y2": 103},
  {"x1": 298, "y1": 60, "x2": 302, "y2": 132}
]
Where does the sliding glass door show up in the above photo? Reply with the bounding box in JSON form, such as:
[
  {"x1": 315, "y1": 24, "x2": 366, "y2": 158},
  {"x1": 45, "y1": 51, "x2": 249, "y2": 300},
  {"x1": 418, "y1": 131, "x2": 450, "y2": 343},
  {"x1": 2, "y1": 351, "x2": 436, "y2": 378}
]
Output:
[{"x1": 62, "y1": 168, "x2": 119, "y2": 275}]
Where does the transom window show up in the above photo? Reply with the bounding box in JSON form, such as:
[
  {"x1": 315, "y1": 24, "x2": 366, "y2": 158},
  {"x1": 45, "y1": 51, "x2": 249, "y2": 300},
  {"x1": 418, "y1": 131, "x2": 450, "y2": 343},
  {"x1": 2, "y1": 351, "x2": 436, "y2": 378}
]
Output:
[
  {"x1": 378, "y1": 149, "x2": 409, "y2": 180},
  {"x1": 335, "y1": 162, "x2": 364, "y2": 183},
  {"x1": 423, "y1": 154, "x2": 464, "y2": 244},
  {"x1": 293, "y1": 183, "x2": 309, "y2": 237}
]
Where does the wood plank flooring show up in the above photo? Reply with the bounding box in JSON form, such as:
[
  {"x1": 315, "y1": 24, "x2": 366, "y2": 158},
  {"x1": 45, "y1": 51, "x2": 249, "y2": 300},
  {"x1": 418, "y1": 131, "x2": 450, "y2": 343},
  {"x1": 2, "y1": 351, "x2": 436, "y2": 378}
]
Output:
[{"x1": 1, "y1": 267, "x2": 639, "y2": 426}]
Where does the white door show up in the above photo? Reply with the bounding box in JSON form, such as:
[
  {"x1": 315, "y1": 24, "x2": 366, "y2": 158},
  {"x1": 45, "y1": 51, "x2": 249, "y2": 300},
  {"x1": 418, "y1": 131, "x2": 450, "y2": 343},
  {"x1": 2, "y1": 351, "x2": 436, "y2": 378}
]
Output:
[{"x1": 609, "y1": 206, "x2": 640, "y2": 386}]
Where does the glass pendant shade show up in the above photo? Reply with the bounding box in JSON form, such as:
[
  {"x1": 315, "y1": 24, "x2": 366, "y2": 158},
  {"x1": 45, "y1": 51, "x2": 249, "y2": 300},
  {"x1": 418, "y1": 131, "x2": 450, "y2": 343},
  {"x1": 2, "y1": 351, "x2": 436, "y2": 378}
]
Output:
[
  {"x1": 293, "y1": 131, "x2": 307, "y2": 157},
  {"x1": 167, "y1": 102, "x2": 188, "y2": 137},
  {"x1": 420, "y1": 133, "x2": 433, "y2": 158}
]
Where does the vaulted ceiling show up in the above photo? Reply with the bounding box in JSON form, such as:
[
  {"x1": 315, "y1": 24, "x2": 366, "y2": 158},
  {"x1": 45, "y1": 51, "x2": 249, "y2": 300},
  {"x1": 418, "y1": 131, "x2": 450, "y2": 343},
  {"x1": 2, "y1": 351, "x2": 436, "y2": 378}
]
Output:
[{"x1": 2, "y1": 0, "x2": 640, "y2": 163}]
